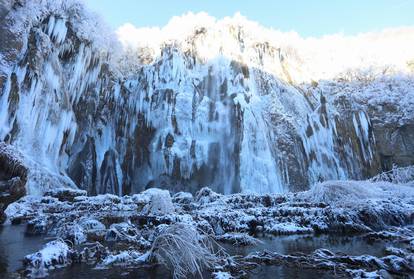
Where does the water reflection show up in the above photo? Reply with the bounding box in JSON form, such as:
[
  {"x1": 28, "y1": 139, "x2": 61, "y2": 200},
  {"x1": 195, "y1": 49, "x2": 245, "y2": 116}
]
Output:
[
  {"x1": 0, "y1": 224, "x2": 48, "y2": 276},
  {"x1": 224, "y1": 233, "x2": 388, "y2": 257}
]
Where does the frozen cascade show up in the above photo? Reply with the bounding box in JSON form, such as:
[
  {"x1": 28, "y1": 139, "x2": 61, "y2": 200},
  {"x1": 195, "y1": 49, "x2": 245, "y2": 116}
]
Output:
[
  {"x1": 0, "y1": 1, "x2": 411, "y2": 196},
  {"x1": 301, "y1": 100, "x2": 347, "y2": 184},
  {"x1": 352, "y1": 111, "x2": 375, "y2": 164},
  {"x1": 237, "y1": 70, "x2": 284, "y2": 193},
  {"x1": 122, "y1": 52, "x2": 283, "y2": 194}
]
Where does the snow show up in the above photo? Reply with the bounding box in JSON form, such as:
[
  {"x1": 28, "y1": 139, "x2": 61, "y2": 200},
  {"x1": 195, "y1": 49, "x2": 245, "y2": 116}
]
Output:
[
  {"x1": 7, "y1": 182, "x2": 413, "y2": 277},
  {"x1": 267, "y1": 222, "x2": 313, "y2": 235},
  {"x1": 141, "y1": 188, "x2": 175, "y2": 215},
  {"x1": 24, "y1": 240, "x2": 71, "y2": 277},
  {"x1": 1, "y1": 0, "x2": 414, "y2": 195},
  {"x1": 117, "y1": 13, "x2": 414, "y2": 82},
  {"x1": 302, "y1": 179, "x2": 414, "y2": 205},
  {"x1": 213, "y1": 271, "x2": 233, "y2": 279},
  {"x1": 98, "y1": 250, "x2": 147, "y2": 268}
]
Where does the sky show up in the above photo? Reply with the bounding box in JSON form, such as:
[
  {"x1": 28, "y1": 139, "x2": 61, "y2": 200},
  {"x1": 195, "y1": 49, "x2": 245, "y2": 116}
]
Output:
[{"x1": 84, "y1": 0, "x2": 414, "y2": 37}]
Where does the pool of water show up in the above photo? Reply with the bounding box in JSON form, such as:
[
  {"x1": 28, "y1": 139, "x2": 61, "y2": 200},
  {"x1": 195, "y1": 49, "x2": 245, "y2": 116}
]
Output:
[
  {"x1": 0, "y1": 224, "x2": 49, "y2": 277},
  {"x1": 48, "y1": 264, "x2": 173, "y2": 279},
  {"x1": 223, "y1": 233, "x2": 389, "y2": 257}
]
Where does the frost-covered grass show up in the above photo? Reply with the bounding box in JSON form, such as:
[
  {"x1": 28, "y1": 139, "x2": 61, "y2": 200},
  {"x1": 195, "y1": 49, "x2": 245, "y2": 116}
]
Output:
[
  {"x1": 302, "y1": 179, "x2": 414, "y2": 205},
  {"x1": 370, "y1": 165, "x2": 414, "y2": 185},
  {"x1": 149, "y1": 223, "x2": 221, "y2": 279}
]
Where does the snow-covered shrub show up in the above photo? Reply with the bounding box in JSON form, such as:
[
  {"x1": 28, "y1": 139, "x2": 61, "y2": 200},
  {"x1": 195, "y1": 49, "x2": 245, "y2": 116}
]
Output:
[
  {"x1": 149, "y1": 223, "x2": 221, "y2": 279},
  {"x1": 370, "y1": 165, "x2": 414, "y2": 184},
  {"x1": 141, "y1": 188, "x2": 175, "y2": 215},
  {"x1": 195, "y1": 187, "x2": 223, "y2": 205},
  {"x1": 302, "y1": 180, "x2": 414, "y2": 205},
  {"x1": 172, "y1": 191, "x2": 194, "y2": 204}
]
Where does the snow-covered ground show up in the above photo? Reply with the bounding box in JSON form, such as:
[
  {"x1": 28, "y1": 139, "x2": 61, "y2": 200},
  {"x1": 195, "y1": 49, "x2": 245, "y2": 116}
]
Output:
[{"x1": 3, "y1": 173, "x2": 414, "y2": 278}]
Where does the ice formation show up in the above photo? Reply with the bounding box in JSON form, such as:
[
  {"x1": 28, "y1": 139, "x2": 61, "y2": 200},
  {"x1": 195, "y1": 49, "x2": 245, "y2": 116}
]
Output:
[{"x1": 0, "y1": 0, "x2": 413, "y2": 196}]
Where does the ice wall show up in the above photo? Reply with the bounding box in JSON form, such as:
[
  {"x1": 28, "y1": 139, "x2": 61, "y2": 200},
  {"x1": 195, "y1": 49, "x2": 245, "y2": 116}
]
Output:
[{"x1": 0, "y1": 1, "x2": 403, "y2": 196}]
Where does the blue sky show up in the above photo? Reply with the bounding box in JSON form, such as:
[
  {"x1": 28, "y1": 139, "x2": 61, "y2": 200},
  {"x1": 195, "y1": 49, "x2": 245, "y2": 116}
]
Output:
[{"x1": 85, "y1": 0, "x2": 414, "y2": 37}]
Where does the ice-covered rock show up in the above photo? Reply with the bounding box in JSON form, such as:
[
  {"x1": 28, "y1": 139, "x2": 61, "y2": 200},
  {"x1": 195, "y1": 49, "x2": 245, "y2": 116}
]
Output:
[
  {"x1": 172, "y1": 191, "x2": 194, "y2": 204},
  {"x1": 23, "y1": 240, "x2": 72, "y2": 278},
  {"x1": 265, "y1": 222, "x2": 313, "y2": 235},
  {"x1": 195, "y1": 187, "x2": 223, "y2": 205},
  {"x1": 215, "y1": 232, "x2": 261, "y2": 246},
  {"x1": 0, "y1": 143, "x2": 26, "y2": 223},
  {"x1": 141, "y1": 188, "x2": 175, "y2": 215},
  {"x1": 98, "y1": 250, "x2": 148, "y2": 268}
]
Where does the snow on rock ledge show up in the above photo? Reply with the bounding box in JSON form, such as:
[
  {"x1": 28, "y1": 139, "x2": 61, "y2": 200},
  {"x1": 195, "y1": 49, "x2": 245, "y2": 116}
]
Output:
[
  {"x1": 23, "y1": 240, "x2": 72, "y2": 278},
  {"x1": 141, "y1": 188, "x2": 175, "y2": 215}
]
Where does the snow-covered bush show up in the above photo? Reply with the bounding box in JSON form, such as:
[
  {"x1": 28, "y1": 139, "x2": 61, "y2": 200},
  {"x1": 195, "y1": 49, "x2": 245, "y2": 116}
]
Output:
[
  {"x1": 141, "y1": 188, "x2": 175, "y2": 215},
  {"x1": 172, "y1": 191, "x2": 194, "y2": 204},
  {"x1": 195, "y1": 187, "x2": 223, "y2": 205},
  {"x1": 149, "y1": 223, "x2": 221, "y2": 278},
  {"x1": 370, "y1": 165, "x2": 414, "y2": 184},
  {"x1": 302, "y1": 180, "x2": 414, "y2": 205}
]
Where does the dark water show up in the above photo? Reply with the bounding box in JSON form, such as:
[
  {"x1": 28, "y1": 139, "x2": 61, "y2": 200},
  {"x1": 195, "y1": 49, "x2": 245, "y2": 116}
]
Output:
[
  {"x1": 0, "y1": 224, "x2": 49, "y2": 277},
  {"x1": 222, "y1": 234, "x2": 387, "y2": 279},
  {"x1": 48, "y1": 264, "x2": 173, "y2": 279},
  {"x1": 223, "y1": 233, "x2": 389, "y2": 257},
  {"x1": 0, "y1": 225, "x2": 392, "y2": 278}
]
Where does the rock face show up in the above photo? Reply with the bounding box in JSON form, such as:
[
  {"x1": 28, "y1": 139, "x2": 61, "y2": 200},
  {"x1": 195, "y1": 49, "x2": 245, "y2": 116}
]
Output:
[
  {"x1": 0, "y1": 143, "x2": 26, "y2": 223},
  {"x1": 0, "y1": 0, "x2": 413, "y2": 196}
]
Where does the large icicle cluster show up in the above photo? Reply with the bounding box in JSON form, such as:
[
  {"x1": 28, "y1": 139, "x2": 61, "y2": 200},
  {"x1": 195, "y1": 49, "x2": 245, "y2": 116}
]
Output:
[{"x1": 0, "y1": 0, "x2": 413, "y2": 195}]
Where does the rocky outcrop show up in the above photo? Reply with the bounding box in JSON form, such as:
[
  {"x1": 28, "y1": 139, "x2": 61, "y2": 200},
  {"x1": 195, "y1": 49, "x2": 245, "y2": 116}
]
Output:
[{"x1": 0, "y1": 143, "x2": 26, "y2": 223}]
